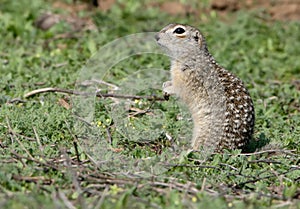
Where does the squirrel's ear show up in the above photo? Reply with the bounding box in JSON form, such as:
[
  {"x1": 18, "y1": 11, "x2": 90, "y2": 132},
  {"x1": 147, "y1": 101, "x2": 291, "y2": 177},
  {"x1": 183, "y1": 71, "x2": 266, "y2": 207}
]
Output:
[{"x1": 193, "y1": 31, "x2": 202, "y2": 48}]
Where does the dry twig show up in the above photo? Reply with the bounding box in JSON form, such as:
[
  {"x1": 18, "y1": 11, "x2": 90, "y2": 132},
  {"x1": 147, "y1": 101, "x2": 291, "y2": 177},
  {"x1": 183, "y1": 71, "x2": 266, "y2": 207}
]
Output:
[
  {"x1": 24, "y1": 87, "x2": 165, "y2": 101},
  {"x1": 238, "y1": 149, "x2": 298, "y2": 157}
]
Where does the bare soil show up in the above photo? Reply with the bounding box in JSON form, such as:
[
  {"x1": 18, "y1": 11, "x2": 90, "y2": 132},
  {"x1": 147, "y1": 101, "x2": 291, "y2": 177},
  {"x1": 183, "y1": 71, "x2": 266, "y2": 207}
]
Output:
[
  {"x1": 40, "y1": 0, "x2": 300, "y2": 32},
  {"x1": 155, "y1": 0, "x2": 300, "y2": 21},
  {"x1": 54, "y1": 0, "x2": 300, "y2": 21},
  {"x1": 55, "y1": 0, "x2": 300, "y2": 21},
  {"x1": 210, "y1": 0, "x2": 300, "y2": 21}
]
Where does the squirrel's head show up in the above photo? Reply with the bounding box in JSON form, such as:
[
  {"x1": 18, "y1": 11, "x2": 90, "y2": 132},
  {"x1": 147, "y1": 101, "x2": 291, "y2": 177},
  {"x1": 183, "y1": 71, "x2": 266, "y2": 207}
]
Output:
[{"x1": 155, "y1": 23, "x2": 207, "y2": 60}]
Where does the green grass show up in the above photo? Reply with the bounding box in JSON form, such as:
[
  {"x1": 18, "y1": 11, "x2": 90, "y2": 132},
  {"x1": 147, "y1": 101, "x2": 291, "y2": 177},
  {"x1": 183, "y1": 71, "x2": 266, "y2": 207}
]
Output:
[{"x1": 0, "y1": 0, "x2": 300, "y2": 208}]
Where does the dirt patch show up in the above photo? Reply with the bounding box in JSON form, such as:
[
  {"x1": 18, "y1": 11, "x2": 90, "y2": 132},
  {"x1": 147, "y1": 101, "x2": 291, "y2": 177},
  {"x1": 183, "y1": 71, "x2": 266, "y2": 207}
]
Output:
[
  {"x1": 46, "y1": 0, "x2": 300, "y2": 26},
  {"x1": 55, "y1": 0, "x2": 116, "y2": 12},
  {"x1": 211, "y1": 0, "x2": 240, "y2": 11},
  {"x1": 211, "y1": 0, "x2": 300, "y2": 21},
  {"x1": 97, "y1": 0, "x2": 116, "y2": 11},
  {"x1": 151, "y1": 0, "x2": 300, "y2": 21},
  {"x1": 35, "y1": 1, "x2": 99, "y2": 31},
  {"x1": 152, "y1": 1, "x2": 194, "y2": 16},
  {"x1": 269, "y1": 2, "x2": 300, "y2": 21}
]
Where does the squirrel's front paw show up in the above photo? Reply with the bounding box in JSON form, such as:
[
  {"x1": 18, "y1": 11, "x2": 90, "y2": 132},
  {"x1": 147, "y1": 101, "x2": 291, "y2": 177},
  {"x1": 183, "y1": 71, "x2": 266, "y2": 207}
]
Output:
[
  {"x1": 162, "y1": 81, "x2": 172, "y2": 89},
  {"x1": 163, "y1": 92, "x2": 170, "y2": 100},
  {"x1": 162, "y1": 81, "x2": 174, "y2": 100}
]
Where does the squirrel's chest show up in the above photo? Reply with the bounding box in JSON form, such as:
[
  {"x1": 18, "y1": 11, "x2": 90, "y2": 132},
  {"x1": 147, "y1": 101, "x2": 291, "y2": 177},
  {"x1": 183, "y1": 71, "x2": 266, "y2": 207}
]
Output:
[
  {"x1": 170, "y1": 62, "x2": 189, "y2": 89},
  {"x1": 170, "y1": 62, "x2": 207, "y2": 104}
]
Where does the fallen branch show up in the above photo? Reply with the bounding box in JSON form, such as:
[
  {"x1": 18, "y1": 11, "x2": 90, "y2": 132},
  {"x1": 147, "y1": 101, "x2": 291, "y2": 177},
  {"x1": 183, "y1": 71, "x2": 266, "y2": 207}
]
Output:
[
  {"x1": 12, "y1": 175, "x2": 53, "y2": 185},
  {"x1": 236, "y1": 149, "x2": 299, "y2": 157},
  {"x1": 232, "y1": 168, "x2": 297, "y2": 189},
  {"x1": 24, "y1": 87, "x2": 165, "y2": 101}
]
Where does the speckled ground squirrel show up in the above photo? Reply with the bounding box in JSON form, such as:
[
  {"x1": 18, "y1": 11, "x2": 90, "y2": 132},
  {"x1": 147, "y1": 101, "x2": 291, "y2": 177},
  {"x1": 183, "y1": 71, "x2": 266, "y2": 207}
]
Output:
[{"x1": 155, "y1": 23, "x2": 255, "y2": 152}]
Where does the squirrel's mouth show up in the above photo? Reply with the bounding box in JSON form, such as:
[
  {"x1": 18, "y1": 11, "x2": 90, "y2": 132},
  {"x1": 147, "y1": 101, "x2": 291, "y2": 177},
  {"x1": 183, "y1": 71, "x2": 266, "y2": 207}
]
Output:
[
  {"x1": 155, "y1": 38, "x2": 165, "y2": 48},
  {"x1": 155, "y1": 35, "x2": 172, "y2": 56},
  {"x1": 156, "y1": 42, "x2": 169, "y2": 52}
]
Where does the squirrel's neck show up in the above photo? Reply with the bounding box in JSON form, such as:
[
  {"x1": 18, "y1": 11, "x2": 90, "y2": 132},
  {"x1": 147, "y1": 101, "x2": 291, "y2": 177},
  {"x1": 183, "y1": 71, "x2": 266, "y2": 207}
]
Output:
[{"x1": 171, "y1": 47, "x2": 218, "y2": 72}]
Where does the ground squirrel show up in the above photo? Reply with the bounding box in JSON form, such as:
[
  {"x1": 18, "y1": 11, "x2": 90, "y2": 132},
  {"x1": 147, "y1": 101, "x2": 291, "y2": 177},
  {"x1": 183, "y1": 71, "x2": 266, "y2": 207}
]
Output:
[{"x1": 155, "y1": 23, "x2": 255, "y2": 152}]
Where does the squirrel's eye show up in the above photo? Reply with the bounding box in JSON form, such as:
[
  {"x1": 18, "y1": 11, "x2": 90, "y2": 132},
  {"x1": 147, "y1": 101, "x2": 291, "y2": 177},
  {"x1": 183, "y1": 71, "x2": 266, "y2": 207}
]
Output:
[{"x1": 173, "y1": 27, "x2": 185, "y2": 34}]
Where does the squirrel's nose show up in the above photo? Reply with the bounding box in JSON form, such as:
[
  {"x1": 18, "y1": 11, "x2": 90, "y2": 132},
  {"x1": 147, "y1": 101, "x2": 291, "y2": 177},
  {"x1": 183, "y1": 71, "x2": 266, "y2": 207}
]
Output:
[{"x1": 155, "y1": 33, "x2": 160, "y2": 41}]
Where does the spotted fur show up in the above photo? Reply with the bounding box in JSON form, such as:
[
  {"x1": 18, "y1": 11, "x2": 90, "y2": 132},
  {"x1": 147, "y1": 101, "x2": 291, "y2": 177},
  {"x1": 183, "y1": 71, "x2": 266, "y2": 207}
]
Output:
[{"x1": 156, "y1": 23, "x2": 255, "y2": 151}]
